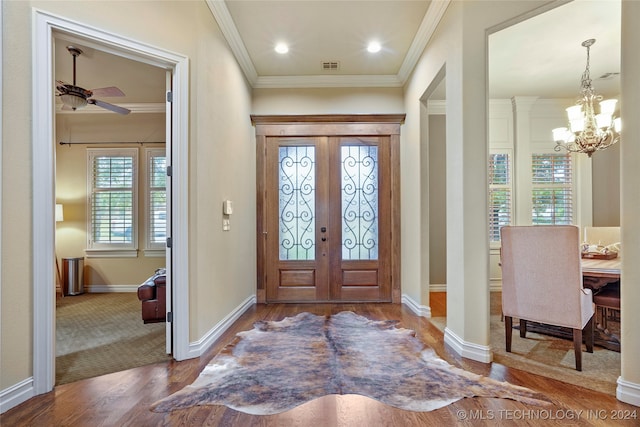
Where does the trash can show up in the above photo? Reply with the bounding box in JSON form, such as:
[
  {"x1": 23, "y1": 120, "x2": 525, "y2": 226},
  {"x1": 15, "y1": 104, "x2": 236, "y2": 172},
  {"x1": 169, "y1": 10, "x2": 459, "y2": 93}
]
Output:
[{"x1": 63, "y1": 257, "x2": 84, "y2": 296}]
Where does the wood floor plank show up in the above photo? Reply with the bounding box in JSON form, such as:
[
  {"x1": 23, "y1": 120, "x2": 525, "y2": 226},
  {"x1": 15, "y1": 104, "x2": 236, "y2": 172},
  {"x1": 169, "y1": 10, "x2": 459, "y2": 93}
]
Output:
[{"x1": 1, "y1": 294, "x2": 638, "y2": 426}]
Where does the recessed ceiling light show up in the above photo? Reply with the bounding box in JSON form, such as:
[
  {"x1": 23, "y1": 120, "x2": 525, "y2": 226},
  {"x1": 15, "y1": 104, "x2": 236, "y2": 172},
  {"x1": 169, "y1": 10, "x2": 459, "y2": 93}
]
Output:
[
  {"x1": 275, "y1": 43, "x2": 289, "y2": 54},
  {"x1": 367, "y1": 41, "x2": 381, "y2": 53}
]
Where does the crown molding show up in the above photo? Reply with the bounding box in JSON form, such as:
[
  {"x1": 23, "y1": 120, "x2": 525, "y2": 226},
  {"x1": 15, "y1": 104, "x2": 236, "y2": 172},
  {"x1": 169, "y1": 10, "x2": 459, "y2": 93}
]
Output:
[
  {"x1": 207, "y1": 0, "x2": 450, "y2": 89},
  {"x1": 55, "y1": 102, "x2": 165, "y2": 114},
  {"x1": 206, "y1": 0, "x2": 258, "y2": 86},
  {"x1": 254, "y1": 74, "x2": 404, "y2": 89},
  {"x1": 397, "y1": 0, "x2": 451, "y2": 84}
]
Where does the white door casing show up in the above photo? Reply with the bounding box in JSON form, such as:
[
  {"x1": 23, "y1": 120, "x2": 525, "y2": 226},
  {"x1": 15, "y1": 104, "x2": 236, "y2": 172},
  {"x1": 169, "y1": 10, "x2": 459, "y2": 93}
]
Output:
[{"x1": 32, "y1": 9, "x2": 190, "y2": 395}]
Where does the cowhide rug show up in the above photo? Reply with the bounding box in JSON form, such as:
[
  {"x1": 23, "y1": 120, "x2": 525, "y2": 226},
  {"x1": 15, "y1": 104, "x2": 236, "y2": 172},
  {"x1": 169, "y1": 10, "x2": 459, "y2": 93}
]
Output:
[{"x1": 151, "y1": 311, "x2": 552, "y2": 415}]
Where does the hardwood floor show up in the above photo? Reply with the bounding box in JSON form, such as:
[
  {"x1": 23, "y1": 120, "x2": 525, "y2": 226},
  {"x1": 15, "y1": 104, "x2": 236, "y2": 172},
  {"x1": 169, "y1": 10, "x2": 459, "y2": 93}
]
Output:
[{"x1": 2, "y1": 294, "x2": 637, "y2": 426}]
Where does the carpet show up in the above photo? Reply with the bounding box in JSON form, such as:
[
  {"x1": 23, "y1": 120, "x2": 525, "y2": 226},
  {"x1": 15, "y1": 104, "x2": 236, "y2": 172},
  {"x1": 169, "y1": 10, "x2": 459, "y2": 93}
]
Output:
[
  {"x1": 429, "y1": 315, "x2": 620, "y2": 396},
  {"x1": 56, "y1": 293, "x2": 171, "y2": 385},
  {"x1": 152, "y1": 311, "x2": 551, "y2": 415}
]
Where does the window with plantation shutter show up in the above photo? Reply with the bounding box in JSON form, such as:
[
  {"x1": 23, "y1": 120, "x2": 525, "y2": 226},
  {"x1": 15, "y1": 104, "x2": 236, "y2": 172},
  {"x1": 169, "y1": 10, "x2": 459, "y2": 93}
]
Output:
[
  {"x1": 489, "y1": 152, "x2": 512, "y2": 243},
  {"x1": 531, "y1": 153, "x2": 573, "y2": 225},
  {"x1": 146, "y1": 149, "x2": 167, "y2": 251},
  {"x1": 87, "y1": 149, "x2": 138, "y2": 254}
]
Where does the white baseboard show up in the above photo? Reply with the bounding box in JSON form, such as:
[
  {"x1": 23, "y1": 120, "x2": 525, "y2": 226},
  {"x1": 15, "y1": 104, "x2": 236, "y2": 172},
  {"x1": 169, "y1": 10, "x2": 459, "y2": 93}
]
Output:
[
  {"x1": 489, "y1": 280, "x2": 503, "y2": 292},
  {"x1": 617, "y1": 377, "x2": 640, "y2": 407},
  {"x1": 1, "y1": 294, "x2": 256, "y2": 414},
  {"x1": 401, "y1": 293, "x2": 431, "y2": 318},
  {"x1": 186, "y1": 295, "x2": 256, "y2": 359},
  {"x1": 444, "y1": 327, "x2": 493, "y2": 363},
  {"x1": 84, "y1": 285, "x2": 139, "y2": 293},
  {"x1": 429, "y1": 282, "x2": 503, "y2": 292},
  {"x1": 0, "y1": 377, "x2": 34, "y2": 414}
]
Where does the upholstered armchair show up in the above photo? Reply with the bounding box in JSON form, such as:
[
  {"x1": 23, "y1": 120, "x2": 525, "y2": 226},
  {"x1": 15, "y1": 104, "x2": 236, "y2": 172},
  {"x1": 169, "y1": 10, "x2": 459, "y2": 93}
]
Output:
[
  {"x1": 500, "y1": 225, "x2": 595, "y2": 371},
  {"x1": 137, "y1": 269, "x2": 166, "y2": 324}
]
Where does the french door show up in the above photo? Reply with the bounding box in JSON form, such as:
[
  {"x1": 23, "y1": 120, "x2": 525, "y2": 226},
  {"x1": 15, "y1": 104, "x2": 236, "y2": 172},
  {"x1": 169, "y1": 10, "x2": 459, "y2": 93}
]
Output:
[
  {"x1": 263, "y1": 135, "x2": 392, "y2": 302},
  {"x1": 254, "y1": 115, "x2": 404, "y2": 303}
]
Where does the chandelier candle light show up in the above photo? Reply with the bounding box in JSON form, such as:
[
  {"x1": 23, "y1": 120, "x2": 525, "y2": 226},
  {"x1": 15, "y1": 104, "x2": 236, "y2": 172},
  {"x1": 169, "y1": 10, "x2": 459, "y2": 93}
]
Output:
[{"x1": 553, "y1": 39, "x2": 621, "y2": 157}]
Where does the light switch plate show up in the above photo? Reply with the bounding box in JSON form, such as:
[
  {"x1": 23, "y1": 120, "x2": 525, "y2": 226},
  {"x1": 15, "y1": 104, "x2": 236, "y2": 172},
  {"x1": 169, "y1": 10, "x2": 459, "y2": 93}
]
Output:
[{"x1": 223, "y1": 200, "x2": 233, "y2": 215}]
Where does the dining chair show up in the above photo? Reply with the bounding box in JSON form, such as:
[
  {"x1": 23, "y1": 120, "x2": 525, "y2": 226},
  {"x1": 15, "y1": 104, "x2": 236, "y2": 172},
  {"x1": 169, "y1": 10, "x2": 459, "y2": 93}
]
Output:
[{"x1": 500, "y1": 225, "x2": 595, "y2": 371}]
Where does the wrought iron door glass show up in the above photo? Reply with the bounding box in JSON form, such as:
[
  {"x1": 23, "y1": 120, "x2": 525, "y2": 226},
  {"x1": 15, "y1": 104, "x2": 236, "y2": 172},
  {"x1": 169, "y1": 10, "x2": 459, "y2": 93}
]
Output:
[
  {"x1": 342, "y1": 144, "x2": 378, "y2": 260},
  {"x1": 279, "y1": 146, "x2": 316, "y2": 260}
]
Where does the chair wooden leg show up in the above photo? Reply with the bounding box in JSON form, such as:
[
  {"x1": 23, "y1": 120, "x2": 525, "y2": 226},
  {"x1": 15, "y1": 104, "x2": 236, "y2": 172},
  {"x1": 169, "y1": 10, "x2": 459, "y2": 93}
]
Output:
[
  {"x1": 572, "y1": 328, "x2": 583, "y2": 371},
  {"x1": 505, "y1": 316, "x2": 513, "y2": 352},
  {"x1": 519, "y1": 318, "x2": 527, "y2": 338},
  {"x1": 584, "y1": 315, "x2": 594, "y2": 353}
]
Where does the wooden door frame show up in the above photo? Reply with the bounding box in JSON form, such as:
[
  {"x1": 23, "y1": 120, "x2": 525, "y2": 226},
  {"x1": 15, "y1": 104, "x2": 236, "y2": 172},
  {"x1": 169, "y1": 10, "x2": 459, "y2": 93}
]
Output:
[{"x1": 252, "y1": 114, "x2": 405, "y2": 303}]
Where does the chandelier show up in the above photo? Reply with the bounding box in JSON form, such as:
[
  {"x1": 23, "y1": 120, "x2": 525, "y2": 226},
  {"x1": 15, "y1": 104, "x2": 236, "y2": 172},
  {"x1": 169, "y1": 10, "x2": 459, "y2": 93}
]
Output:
[{"x1": 553, "y1": 39, "x2": 621, "y2": 157}]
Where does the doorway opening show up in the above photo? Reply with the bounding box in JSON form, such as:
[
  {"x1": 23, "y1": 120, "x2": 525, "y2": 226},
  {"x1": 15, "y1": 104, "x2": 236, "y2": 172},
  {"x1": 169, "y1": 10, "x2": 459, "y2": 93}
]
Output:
[
  {"x1": 33, "y1": 10, "x2": 190, "y2": 395},
  {"x1": 53, "y1": 38, "x2": 169, "y2": 383}
]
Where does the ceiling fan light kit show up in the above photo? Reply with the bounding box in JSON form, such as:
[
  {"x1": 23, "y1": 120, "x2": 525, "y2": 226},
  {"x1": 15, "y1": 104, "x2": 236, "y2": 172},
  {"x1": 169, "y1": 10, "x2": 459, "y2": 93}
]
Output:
[
  {"x1": 60, "y1": 92, "x2": 88, "y2": 110},
  {"x1": 553, "y1": 38, "x2": 620, "y2": 157},
  {"x1": 56, "y1": 45, "x2": 131, "y2": 115}
]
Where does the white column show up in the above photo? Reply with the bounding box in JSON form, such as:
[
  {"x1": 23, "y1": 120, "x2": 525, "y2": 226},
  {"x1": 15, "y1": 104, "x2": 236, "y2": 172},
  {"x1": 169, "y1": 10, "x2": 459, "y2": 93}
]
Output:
[
  {"x1": 618, "y1": 0, "x2": 640, "y2": 407},
  {"x1": 443, "y1": 16, "x2": 491, "y2": 363}
]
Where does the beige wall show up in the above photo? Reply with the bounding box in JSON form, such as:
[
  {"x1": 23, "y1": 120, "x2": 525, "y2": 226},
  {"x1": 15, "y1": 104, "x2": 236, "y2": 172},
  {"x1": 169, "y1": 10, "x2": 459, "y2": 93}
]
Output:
[
  {"x1": 2, "y1": 0, "x2": 255, "y2": 391},
  {"x1": 56, "y1": 143, "x2": 167, "y2": 287},
  {"x1": 2, "y1": 0, "x2": 639, "y2": 410},
  {"x1": 56, "y1": 114, "x2": 167, "y2": 289},
  {"x1": 593, "y1": 142, "x2": 621, "y2": 226},
  {"x1": 428, "y1": 114, "x2": 447, "y2": 286},
  {"x1": 402, "y1": 0, "x2": 569, "y2": 353},
  {"x1": 401, "y1": 0, "x2": 639, "y2": 402},
  {"x1": 252, "y1": 87, "x2": 404, "y2": 115},
  {"x1": 620, "y1": 0, "x2": 640, "y2": 397}
]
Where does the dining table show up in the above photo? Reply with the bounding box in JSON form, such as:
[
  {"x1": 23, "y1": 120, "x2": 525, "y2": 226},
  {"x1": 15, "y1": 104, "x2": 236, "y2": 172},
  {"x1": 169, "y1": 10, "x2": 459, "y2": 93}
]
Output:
[
  {"x1": 582, "y1": 256, "x2": 621, "y2": 351},
  {"x1": 581, "y1": 256, "x2": 621, "y2": 283}
]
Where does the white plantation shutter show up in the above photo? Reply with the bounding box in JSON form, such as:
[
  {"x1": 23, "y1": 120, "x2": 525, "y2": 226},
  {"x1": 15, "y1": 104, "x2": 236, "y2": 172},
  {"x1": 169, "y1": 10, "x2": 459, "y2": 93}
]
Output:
[
  {"x1": 88, "y1": 149, "x2": 138, "y2": 250},
  {"x1": 489, "y1": 152, "x2": 512, "y2": 242},
  {"x1": 147, "y1": 149, "x2": 167, "y2": 249},
  {"x1": 531, "y1": 153, "x2": 573, "y2": 225}
]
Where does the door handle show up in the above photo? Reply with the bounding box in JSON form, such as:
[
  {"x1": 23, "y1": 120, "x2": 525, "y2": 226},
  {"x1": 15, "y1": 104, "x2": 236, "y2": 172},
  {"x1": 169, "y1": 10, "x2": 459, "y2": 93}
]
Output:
[
  {"x1": 322, "y1": 237, "x2": 327, "y2": 241},
  {"x1": 321, "y1": 227, "x2": 327, "y2": 233}
]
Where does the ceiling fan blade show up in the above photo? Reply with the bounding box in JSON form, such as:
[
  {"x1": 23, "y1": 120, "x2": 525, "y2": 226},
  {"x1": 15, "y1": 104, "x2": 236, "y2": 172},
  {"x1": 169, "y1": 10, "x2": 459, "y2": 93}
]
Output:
[
  {"x1": 88, "y1": 98, "x2": 131, "y2": 115},
  {"x1": 90, "y1": 86, "x2": 126, "y2": 97},
  {"x1": 56, "y1": 80, "x2": 69, "y2": 93}
]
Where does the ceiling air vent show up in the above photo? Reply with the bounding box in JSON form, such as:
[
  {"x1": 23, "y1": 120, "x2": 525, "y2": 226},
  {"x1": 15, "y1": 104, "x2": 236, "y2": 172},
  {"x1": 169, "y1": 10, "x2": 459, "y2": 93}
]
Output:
[{"x1": 321, "y1": 61, "x2": 340, "y2": 71}]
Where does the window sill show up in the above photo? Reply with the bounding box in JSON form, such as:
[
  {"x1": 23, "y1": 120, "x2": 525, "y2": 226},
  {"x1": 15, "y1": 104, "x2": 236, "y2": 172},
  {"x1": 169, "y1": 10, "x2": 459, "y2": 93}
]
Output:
[
  {"x1": 144, "y1": 249, "x2": 166, "y2": 258},
  {"x1": 85, "y1": 249, "x2": 138, "y2": 258}
]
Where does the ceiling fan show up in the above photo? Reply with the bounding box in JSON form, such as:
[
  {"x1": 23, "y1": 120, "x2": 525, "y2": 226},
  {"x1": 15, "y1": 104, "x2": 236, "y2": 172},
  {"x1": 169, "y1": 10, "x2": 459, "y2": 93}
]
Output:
[{"x1": 56, "y1": 46, "x2": 131, "y2": 115}]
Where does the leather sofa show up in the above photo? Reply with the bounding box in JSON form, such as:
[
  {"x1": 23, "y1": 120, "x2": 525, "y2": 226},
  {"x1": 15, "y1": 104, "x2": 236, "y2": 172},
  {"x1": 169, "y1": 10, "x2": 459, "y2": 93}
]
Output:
[{"x1": 137, "y1": 269, "x2": 166, "y2": 323}]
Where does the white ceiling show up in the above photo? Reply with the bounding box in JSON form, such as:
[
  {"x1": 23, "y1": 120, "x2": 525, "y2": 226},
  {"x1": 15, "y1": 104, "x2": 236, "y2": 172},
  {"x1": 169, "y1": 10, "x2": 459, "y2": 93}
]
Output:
[
  {"x1": 217, "y1": 0, "x2": 440, "y2": 87},
  {"x1": 53, "y1": 0, "x2": 621, "y2": 110},
  {"x1": 54, "y1": 41, "x2": 167, "y2": 109},
  {"x1": 489, "y1": 0, "x2": 620, "y2": 100}
]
